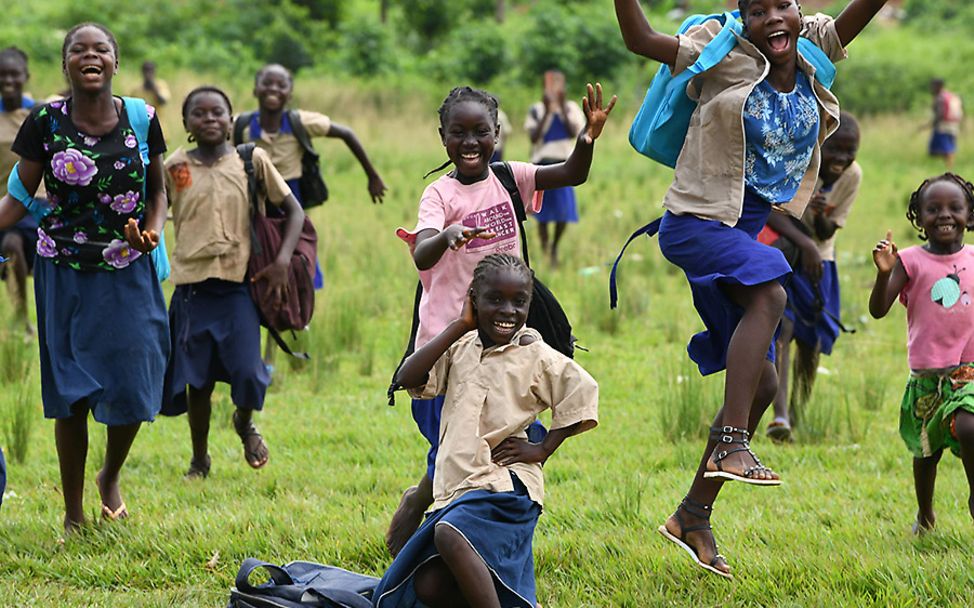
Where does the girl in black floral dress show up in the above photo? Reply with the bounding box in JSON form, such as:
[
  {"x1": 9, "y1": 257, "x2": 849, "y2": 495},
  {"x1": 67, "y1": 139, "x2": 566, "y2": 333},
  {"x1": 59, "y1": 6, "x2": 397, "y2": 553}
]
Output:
[{"x1": 0, "y1": 22, "x2": 169, "y2": 534}]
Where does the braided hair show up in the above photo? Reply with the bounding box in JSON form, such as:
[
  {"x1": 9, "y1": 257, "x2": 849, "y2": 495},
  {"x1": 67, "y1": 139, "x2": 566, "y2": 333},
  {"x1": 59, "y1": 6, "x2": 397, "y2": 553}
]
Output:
[
  {"x1": 62, "y1": 23, "x2": 118, "y2": 63},
  {"x1": 425, "y1": 86, "x2": 500, "y2": 179},
  {"x1": 181, "y1": 85, "x2": 234, "y2": 120},
  {"x1": 470, "y1": 253, "x2": 534, "y2": 301},
  {"x1": 906, "y1": 173, "x2": 974, "y2": 241}
]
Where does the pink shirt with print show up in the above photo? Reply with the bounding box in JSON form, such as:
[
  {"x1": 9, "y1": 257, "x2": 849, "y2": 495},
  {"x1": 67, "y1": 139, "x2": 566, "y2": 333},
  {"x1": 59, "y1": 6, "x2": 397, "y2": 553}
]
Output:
[
  {"x1": 397, "y1": 162, "x2": 540, "y2": 348},
  {"x1": 898, "y1": 245, "x2": 974, "y2": 370}
]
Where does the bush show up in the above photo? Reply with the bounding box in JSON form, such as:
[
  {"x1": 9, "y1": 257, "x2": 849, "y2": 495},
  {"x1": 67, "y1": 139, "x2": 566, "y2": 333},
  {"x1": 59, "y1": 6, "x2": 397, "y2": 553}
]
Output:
[
  {"x1": 429, "y1": 20, "x2": 510, "y2": 85},
  {"x1": 338, "y1": 16, "x2": 396, "y2": 78}
]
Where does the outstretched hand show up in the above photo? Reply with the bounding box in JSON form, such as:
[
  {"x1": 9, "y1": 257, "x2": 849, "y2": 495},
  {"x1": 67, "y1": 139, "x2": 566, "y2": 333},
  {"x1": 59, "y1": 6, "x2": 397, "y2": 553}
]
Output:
[
  {"x1": 124, "y1": 218, "x2": 160, "y2": 254},
  {"x1": 491, "y1": 437, "x2": 549, "y2": 466},
  {"x1": 872, "y1": 229, "x2": 899, "y2": 273},
  {"x1": 582, "y1": 83, "x2": 617, "y2": 144},
  {"x1": 368, "y1": 174, "x2": 387, "y2": 204},
  {"x1": 444, "y1": 224, "x2": 496, "y2": 251}
]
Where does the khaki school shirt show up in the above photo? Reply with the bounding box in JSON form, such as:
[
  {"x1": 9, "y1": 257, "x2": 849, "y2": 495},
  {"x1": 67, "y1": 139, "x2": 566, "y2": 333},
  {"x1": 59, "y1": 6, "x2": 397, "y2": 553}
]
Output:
[
  {"x1": 800, "y1": 161, "x2": 862, "y2": 261},
  {"x1": 238, "y1": 110, "x2": 331, "y2": 180},
  {"x1": 666, "y1": 14, "x2": 846, "y2": 226},
  {"x1": 409, "y1": 327, "x2": 599, "y2": 512},
  {"x1": 0, "y1": 107, "x2": 31, "y2": 198},
  {"x1": 524, "y1": 101, "x2": 586, "y2": 163},
  {"x1": 164, "y1": 146, "x2": 291, "y2": 285}
]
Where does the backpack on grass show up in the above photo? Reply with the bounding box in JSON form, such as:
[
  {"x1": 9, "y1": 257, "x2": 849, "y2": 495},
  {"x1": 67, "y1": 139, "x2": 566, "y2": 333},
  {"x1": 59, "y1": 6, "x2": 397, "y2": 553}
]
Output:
[
  {"x1": 237, "y1": 143, "x2": 318, "y2": 359},
  {"x1": 386, "y1": 162, "x2": 578, "y2": 405},
  {"x1": 227, "y1": 558, "x2": 378, "y2": 608},
  {"x1": 628, "y1": 10, "x2": 836, "y2": 167},
  {"x1": 233, "y1": 111, "x2": 329, "y2": 209}
]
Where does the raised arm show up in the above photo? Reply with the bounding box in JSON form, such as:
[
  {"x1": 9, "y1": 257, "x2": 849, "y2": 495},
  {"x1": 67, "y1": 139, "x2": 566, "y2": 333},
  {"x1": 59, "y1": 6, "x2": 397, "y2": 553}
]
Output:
[
  {"x1": 869, "y1": 230, "x2": 907, "y2": 318},
  {"x1": 535, "y1": 83, "x2": 616, "y2": 190},
  {"x1": 327, "y1": 122, "x2": 387, "y2": 203},
  {"x1": 834, "y1": 0, "x2": 889, "y2": 47},
  {"x1": 396, "y1": 295, "x2": 476, "y2": 388},
  {"x1": 614, "y1": 0, "x2": 680, "y2": 65}
]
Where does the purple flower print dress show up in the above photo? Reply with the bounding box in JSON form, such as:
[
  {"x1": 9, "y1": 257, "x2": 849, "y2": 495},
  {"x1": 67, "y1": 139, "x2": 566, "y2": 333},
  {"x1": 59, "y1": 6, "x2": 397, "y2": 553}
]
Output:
[{"x1": 10, "y1": 97, "x2": 170, "y2": 425}]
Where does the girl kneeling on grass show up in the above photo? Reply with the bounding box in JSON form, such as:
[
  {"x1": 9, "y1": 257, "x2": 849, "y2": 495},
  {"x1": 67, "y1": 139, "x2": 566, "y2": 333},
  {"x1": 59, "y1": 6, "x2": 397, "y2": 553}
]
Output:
[
  {"x1": 374, "y1": 254, "x2": 598, "y2": 608},
  {"x1": 161, "y1": 87, "x2": 305, "y2": 478},
  {"x1": 869, "y1": 174, "x2": 974, "y2": 534},
  {"x1": 614, "y1": 0, "x2": 890, "y2": 578}
]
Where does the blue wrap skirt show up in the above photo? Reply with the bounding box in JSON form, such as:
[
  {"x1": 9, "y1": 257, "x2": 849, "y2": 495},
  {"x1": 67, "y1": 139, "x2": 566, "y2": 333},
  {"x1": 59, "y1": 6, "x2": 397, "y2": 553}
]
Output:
[{"x1": 783, "y1": 259, "x2": 841, "y2": 355}]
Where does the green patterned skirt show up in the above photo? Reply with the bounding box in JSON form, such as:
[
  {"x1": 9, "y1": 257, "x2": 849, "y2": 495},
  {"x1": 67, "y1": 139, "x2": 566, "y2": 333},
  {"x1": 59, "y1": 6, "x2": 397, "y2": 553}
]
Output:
[{"x1": 900, "y1": 363, "x2": 974, "y2": 458}]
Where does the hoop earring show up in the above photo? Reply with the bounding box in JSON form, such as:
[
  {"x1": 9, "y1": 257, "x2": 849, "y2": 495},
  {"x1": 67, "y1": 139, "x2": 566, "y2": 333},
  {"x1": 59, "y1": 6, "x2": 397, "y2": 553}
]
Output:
[{"x1": 187, "y1": 134, "x2": 196, "y2": 143}]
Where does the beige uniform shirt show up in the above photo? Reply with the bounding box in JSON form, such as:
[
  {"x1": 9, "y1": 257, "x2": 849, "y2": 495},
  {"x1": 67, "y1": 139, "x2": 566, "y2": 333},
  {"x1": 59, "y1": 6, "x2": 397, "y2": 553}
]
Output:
[
  {"x1": 665, "y1": 14, "x2": 846, "y2": 226},
  {"x1": 164, "y1": 146, "x2": 291, "y2": 285},
  {"x1": 238, "y1": 110, "x2": 332, "y2": 180},
  {"x1": 410, "y1": 327, "x2": 599, "y2": 511},
  {"x1": 524, "y1": 101, "x2": 585, "y2": 164},
  {"x1": 801, "y1": 161, "x2": 862, "y2": 261},
  {"x1": 0, "y1": 107, "x2": 31, "y2": 197}
]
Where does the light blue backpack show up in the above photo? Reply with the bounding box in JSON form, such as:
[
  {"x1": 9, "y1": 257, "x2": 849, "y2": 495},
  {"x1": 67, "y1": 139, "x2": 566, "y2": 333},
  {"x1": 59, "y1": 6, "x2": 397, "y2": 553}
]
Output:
[
  {"x1": 628, "y1": 10, "x2": 836, "y2": 168},
  {"x1": 6, "y1": 96, "x2": 170, "y2": 281}
]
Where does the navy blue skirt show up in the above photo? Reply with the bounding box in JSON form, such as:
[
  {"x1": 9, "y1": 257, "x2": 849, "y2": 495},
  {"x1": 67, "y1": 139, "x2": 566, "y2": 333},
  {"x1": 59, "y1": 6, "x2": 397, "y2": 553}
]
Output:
[
  {"x1": 162, "y1": 279, "x2": 269, "y2": 415},
  {"x1": 658, "y1": 189, "x2": 792, "y2": 375},
  {"x1": 35, "y1": 255, "x2": 169, "y2": 425},
  {"x1": 929, "y1": 132, "x2": 957, "y2": 155},
  {"x1": 533, "y1": 186, "x2": 578, "y2": 224},
  {"x1": 784, "y1": 260, "x2": 841, "y2": 355},
  {"x1": 373, "y1": 474, "x2": 541, "y2": 608}
]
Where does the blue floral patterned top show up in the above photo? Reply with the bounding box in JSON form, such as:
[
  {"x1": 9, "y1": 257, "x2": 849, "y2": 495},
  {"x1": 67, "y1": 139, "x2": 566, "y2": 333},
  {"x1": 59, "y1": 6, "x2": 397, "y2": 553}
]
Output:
[
  {"x1": 743, "y1": 71, "x2": 820, "y2": 204},
  {"x1": 12, "y1": 97, "x2": 166, "y2": 272}
]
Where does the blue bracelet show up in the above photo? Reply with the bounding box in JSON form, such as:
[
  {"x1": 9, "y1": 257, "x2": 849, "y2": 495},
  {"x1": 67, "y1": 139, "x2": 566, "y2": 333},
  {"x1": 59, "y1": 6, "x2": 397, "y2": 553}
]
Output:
[{"x1": 7, "y1": 162, "x2": 51, "y2": 220}]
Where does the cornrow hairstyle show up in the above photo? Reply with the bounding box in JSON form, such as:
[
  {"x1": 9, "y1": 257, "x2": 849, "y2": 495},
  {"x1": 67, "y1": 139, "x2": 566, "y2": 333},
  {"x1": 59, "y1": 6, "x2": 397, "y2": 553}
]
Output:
[
  {"x1": 254, "y1": 63, "x2": 293, "y2": 87},
  {"x1": 181, "y1": 85, "x2": 234, "y2": 120},
  {"x1": 424, "y1": 86, "x2": 500, "y2": 179},
  {"x1": 62, "y1": 22, "x2": 119, "y2": 63},
  {"x1": 470, "y1": 253, "x2": 534, "y2": 301},
  {"x1": 0, "y1": 46, "x2": 28, "y2": 69},
  {"x1": 906, "y1": 173, "x2": 974, "y2": 241}
]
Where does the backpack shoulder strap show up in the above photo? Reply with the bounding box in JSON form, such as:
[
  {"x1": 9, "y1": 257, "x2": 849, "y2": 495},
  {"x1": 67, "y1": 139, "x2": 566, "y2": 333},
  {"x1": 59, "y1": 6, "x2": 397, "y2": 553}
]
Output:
[
  {"x1": 232, "y1": 112, "x2": 253, "y2": 146},
  {"x1": 797, "y1": 38, "x2": 836, "y2": 89},
  {"x1": 489, "y1": 161, "x2": 530, "y2": 266},
  {"x1": 288, "y1": 109, "x2": 316, "y2": 156},
  {"x1": 235, "y1": 143, "x2": 258, "y2": 218},
  {"x1": 121, "y1": 97, "x2": 150, "y2": 166}
]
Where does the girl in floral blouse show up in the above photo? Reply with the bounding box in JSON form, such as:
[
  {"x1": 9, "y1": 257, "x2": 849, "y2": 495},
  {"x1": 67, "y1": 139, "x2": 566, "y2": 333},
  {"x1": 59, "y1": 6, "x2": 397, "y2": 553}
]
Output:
[{"x1": 0, "y1": 22, "x2": 169, "y2": 534}]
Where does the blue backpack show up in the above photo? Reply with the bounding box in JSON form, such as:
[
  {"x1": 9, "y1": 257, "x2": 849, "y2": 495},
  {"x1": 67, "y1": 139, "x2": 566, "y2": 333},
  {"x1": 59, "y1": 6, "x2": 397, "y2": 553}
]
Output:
[
  {"x1": 6, "y1": 97, "x2": 170, "y2": 281},
  {"x1": 628, "y1": 10, "x2": 836, "y2": 168}
]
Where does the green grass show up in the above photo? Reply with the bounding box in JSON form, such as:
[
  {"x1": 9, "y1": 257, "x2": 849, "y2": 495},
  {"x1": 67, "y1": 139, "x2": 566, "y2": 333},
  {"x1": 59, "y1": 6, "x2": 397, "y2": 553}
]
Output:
[{"x1": 2, "y1": 87, "x2": 974, "y2": 606}]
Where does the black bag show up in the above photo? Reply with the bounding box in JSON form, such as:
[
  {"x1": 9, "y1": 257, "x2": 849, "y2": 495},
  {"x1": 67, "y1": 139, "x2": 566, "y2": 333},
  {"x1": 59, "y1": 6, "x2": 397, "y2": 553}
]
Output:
[
  {"x1": 386, "y1": 162, "x2": 577, "y2": 405},
  {"x1": 233, "y1": 111, "x2": 328, "y2": 209},
  {"x1": 227, "y1": 558, "x2": 378, "y2": 608}
]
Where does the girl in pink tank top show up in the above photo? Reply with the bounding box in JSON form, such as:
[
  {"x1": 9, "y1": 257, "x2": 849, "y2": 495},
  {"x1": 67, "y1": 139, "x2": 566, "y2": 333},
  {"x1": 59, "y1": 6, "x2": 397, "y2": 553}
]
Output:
[{"x1": 869, "y1": 173, "x2": 974, "y2": 535}]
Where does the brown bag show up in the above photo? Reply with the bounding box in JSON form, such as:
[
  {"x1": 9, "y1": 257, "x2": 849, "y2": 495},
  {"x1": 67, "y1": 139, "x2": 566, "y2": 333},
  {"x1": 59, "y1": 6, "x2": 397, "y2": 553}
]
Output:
[{"x1": 238, "y1": 144, "x2": 318, "y2": 355}]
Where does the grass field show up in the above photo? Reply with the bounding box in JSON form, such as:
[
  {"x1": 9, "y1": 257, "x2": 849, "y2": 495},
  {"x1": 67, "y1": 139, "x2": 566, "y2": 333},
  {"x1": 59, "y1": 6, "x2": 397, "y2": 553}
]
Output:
[{"x1": 1, "y1": 79, "x2": 974, "y2": 606}]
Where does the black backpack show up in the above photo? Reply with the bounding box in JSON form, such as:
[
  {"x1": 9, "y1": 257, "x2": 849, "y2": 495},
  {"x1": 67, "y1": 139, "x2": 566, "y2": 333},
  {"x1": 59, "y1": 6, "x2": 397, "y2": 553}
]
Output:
[
  {"x1": 386, "y1": 162, "x2": 577, "y2": 405},
  {"x1": 227, "y1": 558, "x2": 378, "y2": 608},
  {"x1": 233, "y1": 110, "x2": 329, "y2": 209}
]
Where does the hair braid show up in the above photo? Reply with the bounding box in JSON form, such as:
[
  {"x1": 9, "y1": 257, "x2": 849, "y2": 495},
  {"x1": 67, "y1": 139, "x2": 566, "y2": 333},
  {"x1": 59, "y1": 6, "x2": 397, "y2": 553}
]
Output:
[
  {"x1": 470, "y1": 254, "x2": 534, "y2": 299},
  {"x1": 906, "y1": 173, "x2": 974, "y2": 241},
  {"x1": 425, "y1": 86, "x2": 500, "y2": 179}
]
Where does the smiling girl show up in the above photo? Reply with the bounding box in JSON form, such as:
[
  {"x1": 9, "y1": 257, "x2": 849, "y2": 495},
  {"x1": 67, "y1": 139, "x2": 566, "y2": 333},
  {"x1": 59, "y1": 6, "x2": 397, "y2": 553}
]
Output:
[
  {"x1": 0, "y1": 23, "x2": 168, "y2": 533},
  {"x1": 385, "y1": 84, "x2": 614, "y2": 558},
  {"x1": 614, "y1": 0, "x2": 889, "y2": 578}
]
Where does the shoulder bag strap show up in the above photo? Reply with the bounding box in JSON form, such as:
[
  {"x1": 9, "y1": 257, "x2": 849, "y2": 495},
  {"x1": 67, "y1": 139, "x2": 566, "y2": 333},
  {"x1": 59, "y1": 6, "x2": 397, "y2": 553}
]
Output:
[
  {"x1": 232, "y1": 112, "x2": 253, "y2": 146},
  {"x1": 288, "y1": 109, "x2": 316, "y2": 156},
  {"x1": 234, "y1": 558, "x2": 294, "y2": 595},
  {"x1": 489, "y1": 161, "x2": 530, "y2": 267}
]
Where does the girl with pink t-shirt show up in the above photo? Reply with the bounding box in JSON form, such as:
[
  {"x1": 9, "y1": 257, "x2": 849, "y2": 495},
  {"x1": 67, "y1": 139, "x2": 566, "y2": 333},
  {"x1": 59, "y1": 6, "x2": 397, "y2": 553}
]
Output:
[
  {"x1": 870, "y1": 173, "x2": 974, "y2": 535},
  {"x1": 386, "y1": 84, "x2": 615, "y2": 558}
]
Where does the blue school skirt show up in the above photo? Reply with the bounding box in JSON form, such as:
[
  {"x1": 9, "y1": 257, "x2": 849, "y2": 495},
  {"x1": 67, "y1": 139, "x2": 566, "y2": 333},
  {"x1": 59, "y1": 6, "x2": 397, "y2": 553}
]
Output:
[
  {"x1": 784, "y1": 260, "x2": 841, "y2": 355},
  {"x1": 373, "y1": 474, "x2": 541, "y2": 608},
  {"x1": 658, "y1": 189, "x2": 791, "y2": 375},
  {"x1": 34, "y1": 255, "x2": 169, "y2": 425},
  {"x1": 412, "y1": 398, "x2": 547, "y2": 481},
  {"x1": 162, "y1": 279, "x2": 269, "y2": 415},
  {"x1": 929, "y1": 132, "x2": 957, "y2": 156},
  {"x1": 533, "y1": 186, "x2": 578, "y2": 224}
]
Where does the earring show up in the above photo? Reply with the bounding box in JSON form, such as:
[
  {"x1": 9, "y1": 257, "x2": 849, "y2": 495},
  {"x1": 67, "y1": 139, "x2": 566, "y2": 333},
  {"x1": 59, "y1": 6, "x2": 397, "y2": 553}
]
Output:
[{"x1": 187, "y1": 134, "x2": 196, "y2": 143}]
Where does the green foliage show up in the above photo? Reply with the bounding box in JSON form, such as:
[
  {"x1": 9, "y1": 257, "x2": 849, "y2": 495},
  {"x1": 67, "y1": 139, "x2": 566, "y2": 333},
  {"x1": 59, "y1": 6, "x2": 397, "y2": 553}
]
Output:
[
  {"x1": 399, "y1": 0, "x2": 453, "y2": 51},
  {"x1": 337, "y1": 16, "x2": 396, "y2": 77},
  {"x1": 428, "y1": 20, "x2": 511, "y2": 85},
  {"x1": 905, "y1": 0, "x2": 974, "y2": 28}
]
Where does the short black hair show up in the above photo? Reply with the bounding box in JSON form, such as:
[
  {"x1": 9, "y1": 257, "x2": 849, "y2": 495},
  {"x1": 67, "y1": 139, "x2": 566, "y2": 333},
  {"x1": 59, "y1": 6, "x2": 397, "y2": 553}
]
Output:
[
  {"x1": 833, "y1": 111, "x2": 860, "y2": 141},
  {"x1": 181, "y1": 86, "x2": 233, "y2": 120},
  {"x1": 254, "y1": 63, "x2": 293, "y2": 87},
  {"x1": 906, "y1": 173, "x2": 974, "y2": 241},
  {"x1": 0, "y1": 46, "x2": 28, "y2": 70},
  {"x1": 62, "y1": 23, "x2": 118, "y2": 63},
  {"x1": 437, "y1": 86, "x2": 499, "y2": 130},
  {"x1": 470, "y1": 253, "x2": 534, "y2": 300}
]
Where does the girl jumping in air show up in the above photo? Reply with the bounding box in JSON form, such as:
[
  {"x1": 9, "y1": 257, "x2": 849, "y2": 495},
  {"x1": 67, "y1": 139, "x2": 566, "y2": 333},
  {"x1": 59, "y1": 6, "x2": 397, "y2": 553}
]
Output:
[
  {"x1": 374, "y1": 254, "x2": 598, "y2": 608},
  {"x1": 0, "y1": 23, "x2": 169, "y2": 533},
  {"x1": 869, "y1": 174, "x2": 974, "y2": 534},
  {"x1": 386, "y1": 84, "x2": 615, "y2": 557},
  {"x1": 614, "y1": 0, "x2": 889, "y2": 577},
  {"x1": 161, "y1": 86, "x2": 305, "y2": 477}
]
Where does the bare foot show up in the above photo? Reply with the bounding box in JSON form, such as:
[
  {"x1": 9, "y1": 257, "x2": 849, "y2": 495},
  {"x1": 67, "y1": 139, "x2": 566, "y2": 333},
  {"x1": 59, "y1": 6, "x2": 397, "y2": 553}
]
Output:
[
  {"x1": 913, "y1": 510, "x2": 935, "y2": 535},
  {"x1": 662, "y1": 511, "x2": 731, "y2": 578},
  {"x1": 63, "y1": 515, "x2": 86, "y2": 537},
  {"x1": 386, "y1": 486, "x2": 427, "y2": 557},
  {"x1": 95, "y1": 469, "x2": 128, "y2": 521}
]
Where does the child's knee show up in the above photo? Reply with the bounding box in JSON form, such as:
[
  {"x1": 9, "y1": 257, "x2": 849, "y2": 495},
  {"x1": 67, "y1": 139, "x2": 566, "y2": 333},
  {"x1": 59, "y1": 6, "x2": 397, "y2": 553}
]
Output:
[
  {"x1": 762, "y1": 282, "x2": 787, "y2": 317},
  {"x1": 954, "y1": 411, "x2": 974, "y2": 444},
  {"x1": 413, "y1": 559, "x2": 451, "y2": 605},
  {"x1": 433, "y1": 523, "x2": 467, "y2": 558}
]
